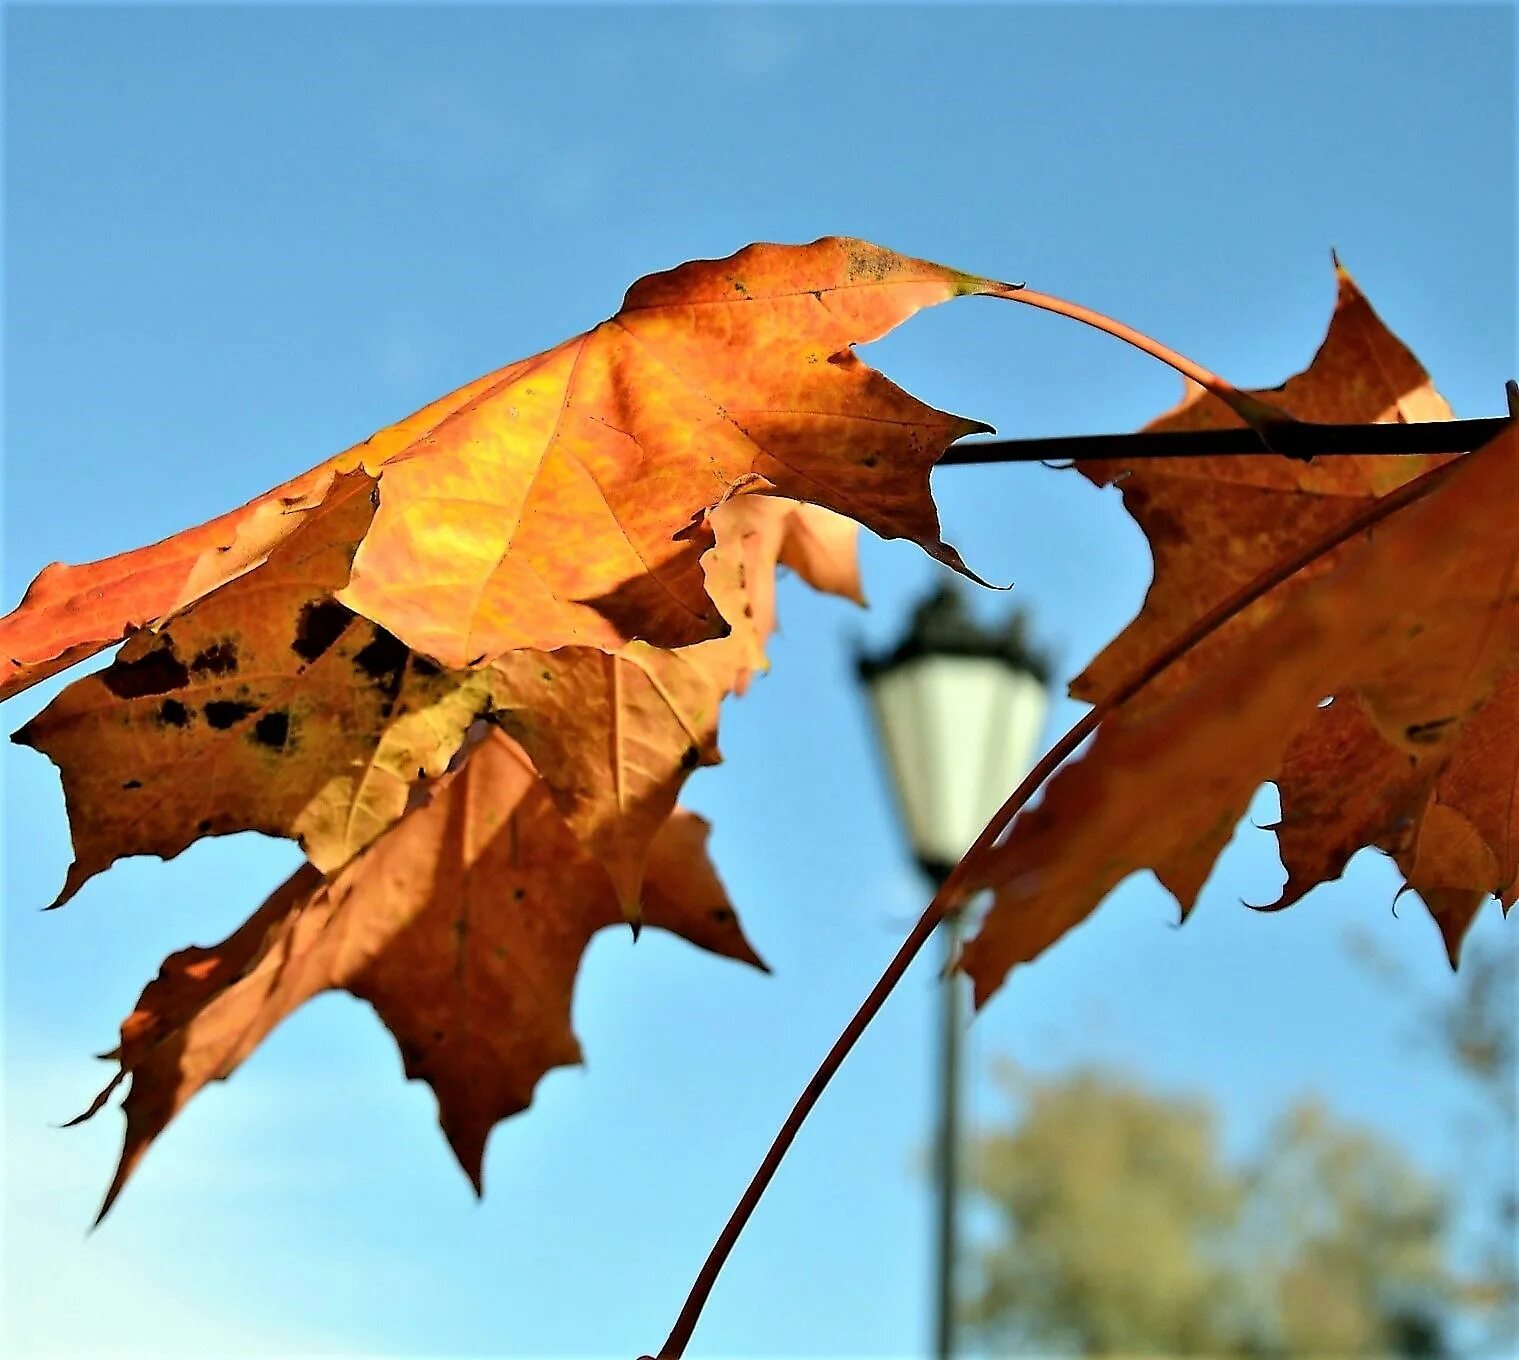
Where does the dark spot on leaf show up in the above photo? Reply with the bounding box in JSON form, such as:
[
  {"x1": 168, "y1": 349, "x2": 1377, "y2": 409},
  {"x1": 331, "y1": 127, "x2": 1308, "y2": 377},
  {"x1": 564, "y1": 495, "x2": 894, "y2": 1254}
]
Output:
[
  {"x1": 197, "y1": 818, "x2": 213, "y2": 833},
  {"x1": 355, "y1": 628, "x2": 409, "y2": 686},
  {"x1": 122, "y1": 779, "x2": 142, "y2": 790},
  {"x1": 204, "y1": 699, "x2": 257, "y2": 730},
  {"x1": 156, "y1": 699, "x2": 190, "y2": 728},
  {"x1": 103, "y1": 647, "x2": 189, "y2": 700},
  {"x1": 512, "y1": 887, "x2": 526, "y2": 902},
  {"x1": 680, "y1": 744, "x2": 702, "y2": 771},
  {"x1": 1405, "y1": 716, "x2": 1456, "y2": 744},
  {"x1": 190, "y1": 641, "x2": 239, "y2": 677},
  {"x1": 432, "y1": 1029, "x2": 445, "y2": 1042},
  {"x1": 252, "y1": 711, "x2": 290, "y2": 750},
  {"x1": 293, "y1": 599, "x2": 354, "y2": 663},
  {"x1": 861, "y1": 455, "x2": 878, "y2": 469},
  {"x1": 355, "y1": 628, "x2": 410, "y2": 718},
  {"x1": 711, "y1": 907, "x2": 733, "y2": 923}
]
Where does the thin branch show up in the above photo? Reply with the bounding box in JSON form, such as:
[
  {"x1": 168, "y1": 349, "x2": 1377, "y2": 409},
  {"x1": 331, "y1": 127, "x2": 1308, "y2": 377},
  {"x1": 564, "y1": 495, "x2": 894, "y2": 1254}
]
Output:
[
  {"x1": 939, "y1": 417, "x2": 1508, "y2": 466},
  {"x1": 648, "y1": 453, "x2": 1466, "y2": 1360}
]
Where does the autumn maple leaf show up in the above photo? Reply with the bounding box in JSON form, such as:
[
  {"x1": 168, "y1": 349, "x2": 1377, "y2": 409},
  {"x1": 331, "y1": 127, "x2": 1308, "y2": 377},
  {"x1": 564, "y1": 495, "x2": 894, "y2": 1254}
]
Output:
[
  {"x1": 0, "y1": 237, "x2": 1003, "y2": 703},
  {"x1": 16, "y1": 492, "x2": 858, "y2": 913},
  {"x1": 52, "y1": 486, "x2": 853, "y2": 1215},
  {"x1": 74, "y1": 732, "x2": 765, "y2": 1220},
  {"x1": 1073, "y1": 259, "x2": 1459, "y2": 713},
  {"x1": 1040, "y1": 263, "x2": 1513, "y2": 963},
  {"x1": 961, "y1": 422, "x2": 1518, "y2": 1006}
]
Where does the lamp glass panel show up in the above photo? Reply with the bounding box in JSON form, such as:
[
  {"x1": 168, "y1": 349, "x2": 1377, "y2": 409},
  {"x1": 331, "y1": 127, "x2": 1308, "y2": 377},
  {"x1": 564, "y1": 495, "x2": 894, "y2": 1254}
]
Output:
[{"x1": 867, "y1": 657, "x2": 1049, "y2": 869}]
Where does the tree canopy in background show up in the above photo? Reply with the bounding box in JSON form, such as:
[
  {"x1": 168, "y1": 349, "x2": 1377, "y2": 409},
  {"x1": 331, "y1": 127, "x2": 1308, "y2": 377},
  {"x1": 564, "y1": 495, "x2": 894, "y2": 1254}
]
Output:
[{"x1": 964, "y1": 1065, "x2": 1457, "y2": 1358}]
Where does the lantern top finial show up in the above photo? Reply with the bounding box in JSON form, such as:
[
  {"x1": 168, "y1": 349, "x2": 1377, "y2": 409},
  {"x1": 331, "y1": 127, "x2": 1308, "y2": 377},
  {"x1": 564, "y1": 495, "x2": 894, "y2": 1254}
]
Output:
[{"x1": 856, "y1": 582, "x2": 1052, "y2": 684}]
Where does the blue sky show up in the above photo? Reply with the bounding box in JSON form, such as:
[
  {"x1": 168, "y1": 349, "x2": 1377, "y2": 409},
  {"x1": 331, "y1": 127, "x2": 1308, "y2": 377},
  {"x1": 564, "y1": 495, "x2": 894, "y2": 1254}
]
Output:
[{"x1": 2, "y1": 4, "x2": 1514, "y2": 1357}]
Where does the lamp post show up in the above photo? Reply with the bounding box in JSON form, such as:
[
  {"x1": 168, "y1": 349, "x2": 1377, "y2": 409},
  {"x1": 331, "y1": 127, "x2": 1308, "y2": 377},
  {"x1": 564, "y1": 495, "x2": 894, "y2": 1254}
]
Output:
[{"x1": 857, "y1": 583, "x2": 1050, "y2": 1360}]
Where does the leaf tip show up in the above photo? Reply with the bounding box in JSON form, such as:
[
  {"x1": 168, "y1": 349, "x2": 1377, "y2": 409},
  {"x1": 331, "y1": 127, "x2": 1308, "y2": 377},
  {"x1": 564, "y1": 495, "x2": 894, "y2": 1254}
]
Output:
[
  {"x1": 44, "y1": 865, "x2": 89, "y2": 912},
  {"x1": 442, "y1": 1119, "x2": 491, "y2": 1199},
  {"x1": 91, "y1": 1154, "x2": 137, "y2": 1231}
]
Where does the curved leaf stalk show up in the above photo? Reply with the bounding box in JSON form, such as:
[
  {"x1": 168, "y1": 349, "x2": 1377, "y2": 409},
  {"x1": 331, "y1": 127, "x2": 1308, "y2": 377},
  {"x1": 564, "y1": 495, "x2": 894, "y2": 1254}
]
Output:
[{"x1": 984, "y1": 283, "x2": 1296, "y2": 435}]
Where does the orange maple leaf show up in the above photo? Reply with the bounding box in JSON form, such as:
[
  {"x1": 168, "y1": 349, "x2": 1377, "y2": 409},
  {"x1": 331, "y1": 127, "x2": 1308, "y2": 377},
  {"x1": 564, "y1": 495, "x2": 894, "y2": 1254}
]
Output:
[
  {"x1": 1055, "y1": 263, "x2": 1513, "y2": 961},
  {"x1": 17, "y1": 492, "x2": 857, "y2": 913},
  {"x1": 74, "y1": 730, "x2": 765, "y2": 1221},
  {"x1": 0, "y1": 237, "x2": 993, "y2": 702},
  {"x1": 1072, "y1": 260, "x2": 1459, "y2": 712},
  {"x1": 961, "y1": 423, "x2": 1518, "y2": 1007}
]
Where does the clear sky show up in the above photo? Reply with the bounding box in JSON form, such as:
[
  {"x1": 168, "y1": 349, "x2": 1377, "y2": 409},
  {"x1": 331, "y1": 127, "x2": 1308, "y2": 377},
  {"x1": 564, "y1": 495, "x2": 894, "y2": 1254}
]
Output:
[{"x1": 2, "y1": 4, "x2": 1515, "y2": 1358}]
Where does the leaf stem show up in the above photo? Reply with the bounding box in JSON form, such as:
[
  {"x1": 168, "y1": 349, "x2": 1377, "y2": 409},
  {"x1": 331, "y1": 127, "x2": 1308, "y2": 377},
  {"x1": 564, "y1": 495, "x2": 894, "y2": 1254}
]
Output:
[
  {"x1": 984, "y1": 283, "x2": 1293, "y2": 432},
  {"x1": 939, "y1": 417, "x2": 1507, "y2": 466},
  {"x1": 648, "y1": 452, "x2": 1466, "y2": 1360}
]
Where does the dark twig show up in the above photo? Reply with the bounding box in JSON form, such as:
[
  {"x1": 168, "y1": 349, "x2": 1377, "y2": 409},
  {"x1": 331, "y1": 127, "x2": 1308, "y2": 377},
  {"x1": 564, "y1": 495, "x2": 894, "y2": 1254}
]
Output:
[{"x1": 940, "y1": 416, "x2": 1509, "y2": 466}]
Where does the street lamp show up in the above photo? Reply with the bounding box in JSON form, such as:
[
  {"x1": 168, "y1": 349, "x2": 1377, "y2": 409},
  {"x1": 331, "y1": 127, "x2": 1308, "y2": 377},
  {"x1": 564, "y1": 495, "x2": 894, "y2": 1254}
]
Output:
[{"x1": 857, "y1": 582, "x2": 1051, "y2": 1360}]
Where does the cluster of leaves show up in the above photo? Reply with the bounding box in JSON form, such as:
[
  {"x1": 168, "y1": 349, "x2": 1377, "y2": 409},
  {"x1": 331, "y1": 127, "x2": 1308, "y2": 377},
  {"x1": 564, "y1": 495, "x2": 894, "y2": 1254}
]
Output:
[
  {"x1": 3, "y1": 239, "x2": 1008, "y2": 1216},
  {"x1": 2, "y1": 237, "x2": 1513, "y2": 1223}
]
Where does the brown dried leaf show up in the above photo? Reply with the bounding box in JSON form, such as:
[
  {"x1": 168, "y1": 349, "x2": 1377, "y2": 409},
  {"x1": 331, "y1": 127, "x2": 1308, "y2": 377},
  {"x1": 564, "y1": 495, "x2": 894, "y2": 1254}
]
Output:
[
  {"x1": 1073, "y1": 260, "x2": 1459, "y2": 712},
  {"x1": 80, "y1": 731, "x2": 763, "y2": 1219},
  {"x1": 963, "y1": 426, "x2": 1518, "y2": 1006}
]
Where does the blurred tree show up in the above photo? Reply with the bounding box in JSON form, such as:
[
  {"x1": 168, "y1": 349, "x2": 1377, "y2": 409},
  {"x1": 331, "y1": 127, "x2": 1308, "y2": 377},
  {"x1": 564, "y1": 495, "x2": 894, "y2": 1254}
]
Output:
[
  {"x1": 1346, "y1": 925, "x2": 1518, "y2": 1351},
  {"x1": 963, "y1": 1065, "x2": 1460, "y2": 1357},
  {"x1": 1430, "y1": 940, "x2": 1517, "y2": 1352}
]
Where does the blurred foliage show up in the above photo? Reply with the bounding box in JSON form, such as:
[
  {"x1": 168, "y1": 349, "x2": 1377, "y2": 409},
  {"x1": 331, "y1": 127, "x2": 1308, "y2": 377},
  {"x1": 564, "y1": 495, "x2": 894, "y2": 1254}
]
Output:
[
  {"x1": 963, "y1": 1065, "x2": 1461, "y2": 1357},
  {"x1": 1443, "y1": 941, "x2": 1519, "y2": 1347},
  {"x1": 1346, "y1": 925, "x2": 1517, "y2": 1351}
]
